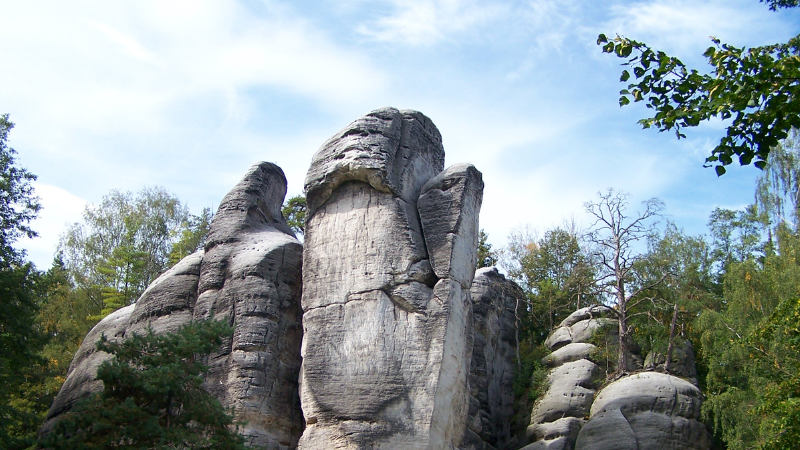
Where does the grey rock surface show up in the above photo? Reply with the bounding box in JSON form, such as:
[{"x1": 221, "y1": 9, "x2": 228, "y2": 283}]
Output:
[
  {"x1": 297, "y1": 107, "x2": 483, "y2": 449},
  {"x1": 463, "y1": 267, "x2": 524, "y2": 450},
  {"x1": 574, "y1": 372, "x2": 711, "y2": 450},
  {"x1": 558, "y1": 306, "x2": 615, "y2": 328},
  {"x1": 542, "y1": 343, "x2": 597, "y2": 368},
  {"x1": 526, "y1": 309, "x2": 609, "y2": 450},
  {"x1": 42, "y1": 162, "x2": 305, "y2": 449},
  {"x1": 193, "y1": 162, "x2": 304, "y2": 449}
]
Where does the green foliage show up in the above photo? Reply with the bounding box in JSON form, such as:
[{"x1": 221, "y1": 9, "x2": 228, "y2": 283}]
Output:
[
  {"x1": 504, "y1": 224, "x2": 596, "y2": 339},
  {"x1": 699, "y1": 225, "x2": 800, "y2": 449},
  {"x1": 59, "y1": 188, "x2": 192, "y2": 318},
  {"x1": 40, "y1": 319, "x2": 247, "y2": 450},
  {"x1": 708, "y1": 206, "x2": 769, "y2": 272},
  {"x1": 597, "y1": 1, "x2": 800, "y2": 175},
  {"x1": 756, "y1": 130, "x2": 800, "y2": 232},
  {"x1": 477, "y1": 229, "x2": 497, "y2": 268},
  {"x1": 281, "y1": 195, "x2": 306, "y2": 237},
  {"x1": 0, "y1": 114, "x2": 41, "y2": 264},
  {"x1": 0, "y1": 114, "x2": 45, "y2": 449},
  {"x1": 631, "y1": 223, "x2": 720, "y2": 359},
  {"x1": 168, "y1": 208, "x2": 213, "y2": 266},
  {"x1": 749, "y1": 297, "x2": 800, "y2": 449},
  {"x1": 0, "y1": 263, "x2": 46, "y2": 449}
]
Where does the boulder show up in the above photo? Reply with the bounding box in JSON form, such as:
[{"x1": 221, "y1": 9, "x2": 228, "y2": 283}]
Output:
[
  {"x1": 574, "y1": 372, "x2": 711, "y2": 450},
  {"x1": 526, "y1": 308, "x2": 612, "y2": 450},
  {"x1": 297, "y1": 107, "x2": 483, "y2": 449}
]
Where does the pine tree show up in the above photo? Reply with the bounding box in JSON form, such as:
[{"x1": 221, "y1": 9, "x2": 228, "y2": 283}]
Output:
[{"x1": 40, "y1": 319, "x2": 247, "y2": 450}]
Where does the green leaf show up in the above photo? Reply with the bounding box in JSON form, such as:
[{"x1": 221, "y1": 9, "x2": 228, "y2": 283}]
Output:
[
  {"x1": 715, "y1": 165, "x2": 726, "y2": 176},
  {"x1": 597, "y1": 34, "x2": 608, "y2": 45},
  {"x1": 620, "y1": 96, "x2": 631, "y2": 107},
  {"x1": 620, "y1": 70, "x2": 630, "y2": 82},
  {"x1": 703, "y1": 46, "x2": 716, "y2": 58}
]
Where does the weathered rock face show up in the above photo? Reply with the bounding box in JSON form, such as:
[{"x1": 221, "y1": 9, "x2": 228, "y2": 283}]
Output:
[
  {"x1": 522, "y1": 306, "x2": 615, "y2": 450},
  {"x1": 462, "y1": 267, "x2": 524, "y2": 450},
  {"x1": 525, "y1": 305, "x2": 710, "y2": 450},
  {"x1": 41, "y1": 162, "x2": 305, "y2": 449},
  {"x1": 192, "y1": 163, "x2": 304, "y2": 448},
  {"x1": 574, "y1": 372, "x2": 712, "y2": 450},
  {"x1": 298, "y1": 107, "x2": 484, "y2": 449}
]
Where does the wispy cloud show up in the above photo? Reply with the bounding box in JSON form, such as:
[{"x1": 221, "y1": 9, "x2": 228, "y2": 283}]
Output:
[{"x1": 355, "y1": 0, "x2": 510, "y2": 45}]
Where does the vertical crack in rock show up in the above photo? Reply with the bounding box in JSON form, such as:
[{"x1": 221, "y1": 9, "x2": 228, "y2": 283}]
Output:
[{"x1": 298, "y1": 107, "x2": 483, "y2": 449}]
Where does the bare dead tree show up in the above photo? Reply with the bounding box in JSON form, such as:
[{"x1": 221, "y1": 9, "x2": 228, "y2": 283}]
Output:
[{"x1": 584, "y1": 189, "x2": 666, "y2": 373}]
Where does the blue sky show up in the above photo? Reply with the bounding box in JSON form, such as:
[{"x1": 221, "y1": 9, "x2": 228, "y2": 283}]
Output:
[{"x1": 3, "y1": 0, "x2": 799, "y2": 269}]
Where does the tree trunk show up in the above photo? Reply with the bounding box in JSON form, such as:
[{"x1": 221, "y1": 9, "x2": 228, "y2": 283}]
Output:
[
  {"x1": 664, "y1": 303, "x2": 679, "y2": 373},
  {"x1": 618, "y1": 310, "x2": 629, "y2": 373}
]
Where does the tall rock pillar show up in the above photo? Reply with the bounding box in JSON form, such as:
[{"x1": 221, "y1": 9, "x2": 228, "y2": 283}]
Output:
[{"x1": 298, "y1": 107, "x2": 483, "y2": 449}]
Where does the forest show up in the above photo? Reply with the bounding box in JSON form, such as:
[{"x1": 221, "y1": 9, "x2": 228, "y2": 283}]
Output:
[{"x1": 1, "y1": 106, "x2": 800, "y2": 449}]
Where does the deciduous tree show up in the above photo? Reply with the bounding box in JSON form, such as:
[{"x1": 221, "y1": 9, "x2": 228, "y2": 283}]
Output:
[{"x1": 598, "y1": 1, "x2": 800, "y2": 175}]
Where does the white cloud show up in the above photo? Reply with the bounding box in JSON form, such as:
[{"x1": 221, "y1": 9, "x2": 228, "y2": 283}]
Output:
[
  {"x1": 603, "y1": 0, "x2": 797, "y2": 59},
  {"x1": 355, "y1": 0, "x2": 510, "y2": 45},
  {"x1": 19, "y1": 184, "x2": 87, "y2": 269}
]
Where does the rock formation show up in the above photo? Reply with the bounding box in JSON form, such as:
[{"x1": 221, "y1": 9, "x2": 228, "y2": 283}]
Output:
[
  {"x1": 574, "y1": 372, "x2": 712, "y2": 450},
  {"x1": 42, "y1": 108, "x2": 715, "y2": 450},
  {"x1": 525, "y1": 305, "x2": 711, "y2": 450},
  {"x1": 297, "y1": 107, "x2": 483, "y2": 449},
  {"x1": 462, "y1": 267, "x2": 525, "y2": 450},
  {"x1": 42, "y1": 163, "x2": 305, "y2": 449},
  {"x1": 523, "y1": 306, "x2": 615, "y2": 450}
]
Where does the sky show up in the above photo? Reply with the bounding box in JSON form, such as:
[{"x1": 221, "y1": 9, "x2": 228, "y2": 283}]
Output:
[{"x1": 2, "y1": 0, "x2": 799, "y2": 269}]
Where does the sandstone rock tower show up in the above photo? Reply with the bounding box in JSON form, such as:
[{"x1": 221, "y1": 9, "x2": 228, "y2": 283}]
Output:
[
  {"x1": 298, "y1": 107, "x2": 484, "y2": 449},
  {"x1": 42, "y1": 163, "x2": 305, "y2": 449}
]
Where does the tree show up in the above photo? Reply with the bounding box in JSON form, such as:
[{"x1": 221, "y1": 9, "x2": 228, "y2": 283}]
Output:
[
  {"x1": 168, "y1": 208, "x2": 213, "y2": 266},
  {"x1": 59, "y1": 188, "x2": 192, "y2": 318},
  {"x1": 504, "y1": 222, "x2": 597, "y2": 340},
  {"x1": 598, "y1": 1, "x2": 800, "y2": 175},
  {"x1": 584, "y1": 189, "x2": 665, "y2": 373},
  {"x1": 0, "y1": 114, "x2": 40, "y2": 263},
  {"x1": 698, "y1": 225, "x2": 800, "y2": 450},
  {"x1": 40, "y1": 319, "x2": 247, "y2": 450},
  {"x1": 281, "y1": 195, "x2": 306, "y2": 237},
  {"x1": 633, "y1": 223, "x2": 720, "y2": 372},
  {"x1": 0, "y1": 114, "x2": 44, "y2": 450},
  {"x1": 755, "y1": 129, "x2": 800, "y2": 231},
  {"x1": 477, "y1": 229, "x2": 497, "y2": 268}
]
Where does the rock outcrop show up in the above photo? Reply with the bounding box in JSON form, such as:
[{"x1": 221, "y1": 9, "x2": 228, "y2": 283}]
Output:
[
  {"x1": 643, "y1": 340, "x2": 699, "y2": 386},
  {"x1": 525, "y1": 305, "x2": 711, "y2": 450},
  {"x1": 522, "y1": 306, "x2": 615, "y2": 450},
  {"x1": 574, "y1": 372, "x2": 712, "y2": 450},
  {"x1": 42, "y1": 108, "x2": 715, "y2": 450},
  {"x1": 462, "y1": 267, "x2": 525, "y2": 450},
  {"x1": 297, "y1": 107, "x2": 484, "y2": 449},
  {"x1": 42, "y1": 163, "x2": 305, "y2": 449}
]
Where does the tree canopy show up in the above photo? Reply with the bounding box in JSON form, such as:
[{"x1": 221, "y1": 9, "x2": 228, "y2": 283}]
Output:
[
  {"x1": 0, "y1": 114, "x2": 45, "y2": 449},
  {"x1": 40, "y1": 319, "x2": 247, "y2": 450},
  {"x1": 598, "y1": 0, "x2": 800, "y2": 175}
]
